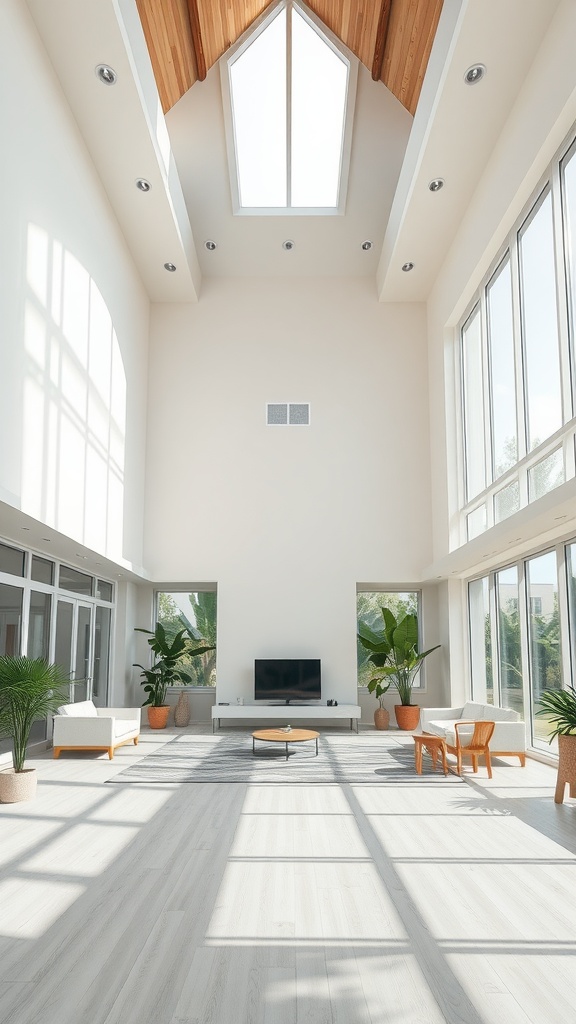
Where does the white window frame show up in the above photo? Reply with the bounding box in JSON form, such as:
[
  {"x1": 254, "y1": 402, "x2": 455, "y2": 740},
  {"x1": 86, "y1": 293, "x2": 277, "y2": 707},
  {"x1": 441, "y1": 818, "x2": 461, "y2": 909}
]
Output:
[{"x1": 457, "y1": 125, "x2": 576, "y2": 546}]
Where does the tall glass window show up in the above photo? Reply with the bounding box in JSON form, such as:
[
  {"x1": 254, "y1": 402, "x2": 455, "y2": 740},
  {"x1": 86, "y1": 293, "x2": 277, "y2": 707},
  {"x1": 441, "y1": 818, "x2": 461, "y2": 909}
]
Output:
[
  {"x1": 156, "y1": 591, "x2": 217, "y2": 687},
  {"x1": 566, "y1": 543, "x2": 576, "y2": 688},
  {"x1": 93, "y1": 606, "x2": 111, "y2": 707},
  {"x1": 462, "y1": 306, "x2": 486, "y2": 499},
  {"x1": 487, "y1": 256, "x2": 517, "y2": 476},
  {"x1": 357, "y1": 591, "x2": 420, "y2": 689},
  {"x1": 0, "y1": 583, "x2": 23, "y2": 656},
  {"x1": 518, "y1": 190, "x2": 563, "y2": 450},
  {"x1": 526, "y1": 551, "x2": 560, "y2": 751},
  {"x1": 496, "y1": 566, "x2": 523, "y2": 716},
  {"x1": 561, "y1": 143, "x2": 576, "y2": 370},
  {"x1": 27, "y1": 591, "x2": 51, "y2": 660},
  {"x1": 469, "y1": 577, "x2": 493, "y2": 704}
]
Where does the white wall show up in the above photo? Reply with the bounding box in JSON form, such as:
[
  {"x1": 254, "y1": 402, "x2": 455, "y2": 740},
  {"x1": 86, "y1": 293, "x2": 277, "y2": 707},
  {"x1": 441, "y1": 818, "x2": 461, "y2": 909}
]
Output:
[
  {"x1": 144, "y1": 277, "x2": 437, "y2": 705},
  {"x1": 0, "y1": 0, "x2": 149, "y2": 571}
]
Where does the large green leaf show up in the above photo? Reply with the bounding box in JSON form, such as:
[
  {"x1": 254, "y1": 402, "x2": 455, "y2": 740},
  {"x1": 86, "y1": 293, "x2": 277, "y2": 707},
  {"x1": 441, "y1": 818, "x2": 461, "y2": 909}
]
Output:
[
  {"x1": 536, "y1": 684, "x2": 576, "y2": 740},
  {"x1": 391, "y1": 614, "x2": 418, "y2": 657}
]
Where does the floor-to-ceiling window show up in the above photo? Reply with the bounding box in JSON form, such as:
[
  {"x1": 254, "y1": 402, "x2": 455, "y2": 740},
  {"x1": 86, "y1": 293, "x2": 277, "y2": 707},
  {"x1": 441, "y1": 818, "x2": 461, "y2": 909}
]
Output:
[
  {"x1": 468, "y1": 538, "x2": 575, "y2": 758},
  {"x1": 496, "y1": 566, "x2": 523, "y2": 717},
  {"x1": 0, "y1": 540, "x2": 115, "y2": 754},
  {"x1": 469, "y1": 576, "x2": 493, "y2": 704},
  {"x1": 526, "y1": 550, "x2": 561, "y2": 751}
]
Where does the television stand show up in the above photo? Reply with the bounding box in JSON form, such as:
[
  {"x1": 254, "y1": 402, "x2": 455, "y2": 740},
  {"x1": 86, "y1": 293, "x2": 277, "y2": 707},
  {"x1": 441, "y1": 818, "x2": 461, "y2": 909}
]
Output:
[{"x1": 211, "y1": 703, "x2": 361, "y2": 733}]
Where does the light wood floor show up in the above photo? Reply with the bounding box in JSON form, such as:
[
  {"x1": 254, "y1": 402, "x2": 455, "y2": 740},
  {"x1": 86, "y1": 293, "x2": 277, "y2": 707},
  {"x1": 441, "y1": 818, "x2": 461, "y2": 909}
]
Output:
[{"x1": 0, "y1": 726, "x2": 575, "y2": 1024}]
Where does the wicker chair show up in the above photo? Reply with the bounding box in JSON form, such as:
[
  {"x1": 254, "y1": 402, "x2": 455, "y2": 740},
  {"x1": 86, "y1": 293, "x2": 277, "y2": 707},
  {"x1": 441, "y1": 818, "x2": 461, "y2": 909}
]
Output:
[{"x1": 446, "y1": 720, "x2": 496, "y2": 779}]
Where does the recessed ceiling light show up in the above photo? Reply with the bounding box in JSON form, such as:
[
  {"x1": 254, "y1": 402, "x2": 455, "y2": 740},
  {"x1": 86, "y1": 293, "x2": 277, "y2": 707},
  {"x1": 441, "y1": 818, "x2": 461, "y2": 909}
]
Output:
[
  {"x1": 402, "y1": 262, "x2": 414, "y2": 272},
  {"x1": 464, "y1": 63, "x2": 486, "y2": 85},
  {"x1": 428, "y1": 178, "x2": 444, "y2": 192},
  {"x1": 282, "y1": 240, "x2": 295, "y2": 251},
  {"x1": 95, "y1": 64, "x2": 117, "y2": 86},
  {"x1": 361, "y1": 240, "x2": 373, "y2": 251},
  {"x1": 205, "y1": 240, "x2": 217, "y2": 251},
  {"x1": 164, "y1": 263, "x2": 177, "y2": 272},
  {"x1": 136, "y1": 178, "x2": 151, "y2": 192}
]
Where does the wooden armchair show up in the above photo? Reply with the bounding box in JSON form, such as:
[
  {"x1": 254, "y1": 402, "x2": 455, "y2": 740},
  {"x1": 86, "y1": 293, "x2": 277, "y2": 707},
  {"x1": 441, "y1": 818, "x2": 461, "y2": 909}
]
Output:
[{"x1": 447, "y1": 720, "x2": 496, "y2": 779}]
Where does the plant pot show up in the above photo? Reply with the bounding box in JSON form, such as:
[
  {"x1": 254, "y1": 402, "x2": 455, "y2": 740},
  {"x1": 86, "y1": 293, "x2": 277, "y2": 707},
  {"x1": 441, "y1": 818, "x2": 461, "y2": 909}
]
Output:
[
  {"x1": 147, "y1": 705, "x2": 171, "y2": 729},
  {"x1": 555, "y1": 734, "x2": 576, "y2": 803},
  {"x1": 374, "y1": 707, "x2": 390, "y2": 730},
  {"x1": 0, "y1": 767, "x2": 37, "y2": 803},
  {"x1": 174, "y1": 691, "x2": 191, "y2": 727},
  {"x1": 394, "y1": 705, "x2": 420, "y2": 731}
]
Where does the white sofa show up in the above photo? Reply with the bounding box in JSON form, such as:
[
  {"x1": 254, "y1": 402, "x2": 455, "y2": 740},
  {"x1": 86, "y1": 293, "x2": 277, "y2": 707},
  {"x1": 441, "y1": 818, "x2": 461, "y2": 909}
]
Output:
[
  {"x1": 420, "y1": 700, "x2": 526, "y2": 766},
  {"x1": 53, "y1": 700, "x2": 141, "y2": 760}
]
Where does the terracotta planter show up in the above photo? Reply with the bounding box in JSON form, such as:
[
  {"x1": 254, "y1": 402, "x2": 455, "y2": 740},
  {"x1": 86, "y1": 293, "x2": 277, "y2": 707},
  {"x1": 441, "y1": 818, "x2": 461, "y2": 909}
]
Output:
[
  {"x1": 147, "y1": 705, "x2": 171, "y2": 729},
  {"x1": 374, "y1": 707, "x2": 390, "y2": 731},
  {"x1": 394, "y1": 705, "x2": 420, "y2": 731},
  {"x1": 0, "y1": 767, "x2": 37, "y2": 803},
  {"x1": 174, "y1": 691, "x2": 191, "y2": 727}
]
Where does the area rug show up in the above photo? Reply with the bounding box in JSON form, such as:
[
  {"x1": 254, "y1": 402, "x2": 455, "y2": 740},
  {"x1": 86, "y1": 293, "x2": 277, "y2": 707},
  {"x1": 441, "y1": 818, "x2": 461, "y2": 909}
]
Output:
[{"x1": 107, "y1": 732, "x2": 464, "y2": 785}]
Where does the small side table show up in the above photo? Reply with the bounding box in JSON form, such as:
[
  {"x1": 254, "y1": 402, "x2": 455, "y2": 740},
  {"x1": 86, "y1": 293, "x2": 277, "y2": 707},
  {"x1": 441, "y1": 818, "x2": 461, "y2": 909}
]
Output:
[{"x1": 413, "y1": 734, "x2": 448, "y2": 776}]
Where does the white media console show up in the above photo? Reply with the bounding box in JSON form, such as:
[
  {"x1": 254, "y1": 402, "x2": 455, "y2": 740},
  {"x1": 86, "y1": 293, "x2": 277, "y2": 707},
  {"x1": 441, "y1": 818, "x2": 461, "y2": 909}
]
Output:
[{"x1": 211, "y1": 703, "x2": 362, "y2": 733}]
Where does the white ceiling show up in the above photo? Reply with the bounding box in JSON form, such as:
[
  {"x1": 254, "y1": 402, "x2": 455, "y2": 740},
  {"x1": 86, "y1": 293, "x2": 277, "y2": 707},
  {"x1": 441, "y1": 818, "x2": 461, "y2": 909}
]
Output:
[
  {"x1": 166, "y1": 59, "x2": 412, "y2": 279},
  {"x1": 25, "y1": 0, "x2": 562, "y2": 303}
]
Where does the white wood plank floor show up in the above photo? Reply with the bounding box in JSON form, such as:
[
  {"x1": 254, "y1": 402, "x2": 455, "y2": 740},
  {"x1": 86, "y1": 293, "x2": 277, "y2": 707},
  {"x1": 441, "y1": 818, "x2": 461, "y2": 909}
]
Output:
[{"x1": 0, "y1": 726, "x2": 575, "y2": 1024}]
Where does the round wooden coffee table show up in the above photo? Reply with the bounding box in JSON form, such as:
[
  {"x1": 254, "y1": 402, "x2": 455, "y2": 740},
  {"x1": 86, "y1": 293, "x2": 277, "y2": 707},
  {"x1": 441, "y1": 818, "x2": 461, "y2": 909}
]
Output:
[{"x1": 252, "y1": 728, "x2": 319, "y2": 760}]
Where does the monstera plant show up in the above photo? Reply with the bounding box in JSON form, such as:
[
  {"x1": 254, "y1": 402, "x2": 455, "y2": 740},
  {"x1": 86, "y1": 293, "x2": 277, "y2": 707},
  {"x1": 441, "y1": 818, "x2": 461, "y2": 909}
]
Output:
[{"x1": 358, "y1": 608, "x2": 440, "y2": 730}]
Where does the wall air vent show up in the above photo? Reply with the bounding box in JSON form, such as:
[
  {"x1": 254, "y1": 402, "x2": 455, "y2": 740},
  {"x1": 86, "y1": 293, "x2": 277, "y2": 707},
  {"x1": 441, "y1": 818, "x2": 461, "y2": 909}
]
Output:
[{"x1": 267, "y1": 403, "x2": 310, "y2": 425}]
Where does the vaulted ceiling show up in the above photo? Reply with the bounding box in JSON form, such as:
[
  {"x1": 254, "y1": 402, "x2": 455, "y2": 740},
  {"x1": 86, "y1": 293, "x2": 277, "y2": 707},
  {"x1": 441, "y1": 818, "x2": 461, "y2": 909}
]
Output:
[{"x1": 135, "y1": 0, "x2": 444, "y2": 115}]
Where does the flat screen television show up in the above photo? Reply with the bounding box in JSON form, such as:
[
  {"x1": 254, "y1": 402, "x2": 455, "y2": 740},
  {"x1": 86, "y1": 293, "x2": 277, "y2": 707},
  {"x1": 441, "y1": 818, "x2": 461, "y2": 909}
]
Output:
[{"x1": 254, "y1": 659, "x2": 321, "y2": 703}]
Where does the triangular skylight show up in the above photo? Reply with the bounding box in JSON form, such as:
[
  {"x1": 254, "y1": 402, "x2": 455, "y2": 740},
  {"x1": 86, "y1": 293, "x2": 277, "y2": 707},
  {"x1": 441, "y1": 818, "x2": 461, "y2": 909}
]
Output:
[{"x1": 222, "y1": 0, "x2": 357, "y2": 214}]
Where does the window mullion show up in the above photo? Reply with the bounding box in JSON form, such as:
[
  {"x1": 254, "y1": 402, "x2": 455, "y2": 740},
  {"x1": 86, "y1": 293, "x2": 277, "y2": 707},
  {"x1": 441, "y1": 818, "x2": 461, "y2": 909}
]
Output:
[
  {"x1": 509, "y1": 230, "x2": 529, "y2": 510},
  {"x1": 286, "y1": 1, "x2": 292, "y2": 208},
  {"x1": 489, "y1": 573, "x2": 500, "y2": 706},
  {"x1": 479, "y1": 288, "x2": 494, "y2": 525},
  {"x1": 552, "y1": 160, "x2": 573, "y2": 424}
]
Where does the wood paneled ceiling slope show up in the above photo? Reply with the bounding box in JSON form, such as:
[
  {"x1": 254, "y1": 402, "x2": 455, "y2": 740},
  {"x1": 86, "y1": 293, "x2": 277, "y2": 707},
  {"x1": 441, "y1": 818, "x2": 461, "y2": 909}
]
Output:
[{"x1": 136, "y1": 0, "x2": 444, "y2": 115}]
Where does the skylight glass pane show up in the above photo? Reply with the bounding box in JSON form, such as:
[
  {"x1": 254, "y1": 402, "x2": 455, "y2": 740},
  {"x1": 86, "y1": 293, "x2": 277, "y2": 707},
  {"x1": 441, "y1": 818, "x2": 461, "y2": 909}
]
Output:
[
  {"x1": 230, "y1": 9, "x2": 287, "y2": 208},
  {"x1": 291, "y1": 9, "x2": 347, "y2": 207}
]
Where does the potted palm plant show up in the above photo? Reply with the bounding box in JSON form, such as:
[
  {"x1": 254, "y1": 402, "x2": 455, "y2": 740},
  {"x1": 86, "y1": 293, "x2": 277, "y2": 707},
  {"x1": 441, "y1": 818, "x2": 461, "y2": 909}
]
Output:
[
  {"x1": 536, "y1": 684, "x2": 576, "y2": 803},
  {"x1": 134, "y1": 623, "x2": 215, "y2": 728},
  {"x1": 358, "y1": 608, "x2": 440, "y2": 730},
  {"x1": 0, "y1": 656, "x2": 69, "y2": 803}
]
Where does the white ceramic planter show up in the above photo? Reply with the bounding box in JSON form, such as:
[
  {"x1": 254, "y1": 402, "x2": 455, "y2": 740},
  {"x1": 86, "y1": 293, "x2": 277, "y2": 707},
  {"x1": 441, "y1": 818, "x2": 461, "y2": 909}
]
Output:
[{"x1": 0, "y1": 767, "x2": 38, "y2": 803}]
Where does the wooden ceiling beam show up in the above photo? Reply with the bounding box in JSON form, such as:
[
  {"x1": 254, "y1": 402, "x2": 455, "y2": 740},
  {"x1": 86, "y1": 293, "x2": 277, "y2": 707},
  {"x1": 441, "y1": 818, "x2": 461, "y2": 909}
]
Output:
[
  {"x1": 186, "y1": 0, "x2": 207, "y2": 81},
  {"x1": 372, "y1": 0, "x2": 393, "y2": 81}
]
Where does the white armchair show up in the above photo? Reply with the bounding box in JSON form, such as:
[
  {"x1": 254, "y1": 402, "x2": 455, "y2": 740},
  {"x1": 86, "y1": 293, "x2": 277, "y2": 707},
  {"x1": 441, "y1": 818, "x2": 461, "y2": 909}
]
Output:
[{"x1": 53, "y1": 700, "x2": 141, "y2": 760}]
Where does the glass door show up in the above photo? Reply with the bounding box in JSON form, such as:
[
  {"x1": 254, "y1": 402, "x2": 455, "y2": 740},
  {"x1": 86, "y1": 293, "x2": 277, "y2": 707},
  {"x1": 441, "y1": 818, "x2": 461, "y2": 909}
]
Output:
[
  {"x1": 54, "y1": 598, "x2": 93, "y2": 703},
  {"x1": 93, "y1": 606, "x2": 111, "y2": 707}
]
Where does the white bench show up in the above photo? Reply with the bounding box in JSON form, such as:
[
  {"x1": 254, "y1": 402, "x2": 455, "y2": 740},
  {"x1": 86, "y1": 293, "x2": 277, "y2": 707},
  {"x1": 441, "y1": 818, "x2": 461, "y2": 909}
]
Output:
[{"x1": 211, "y1": 703, "x2": 361, "y2": 732}]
